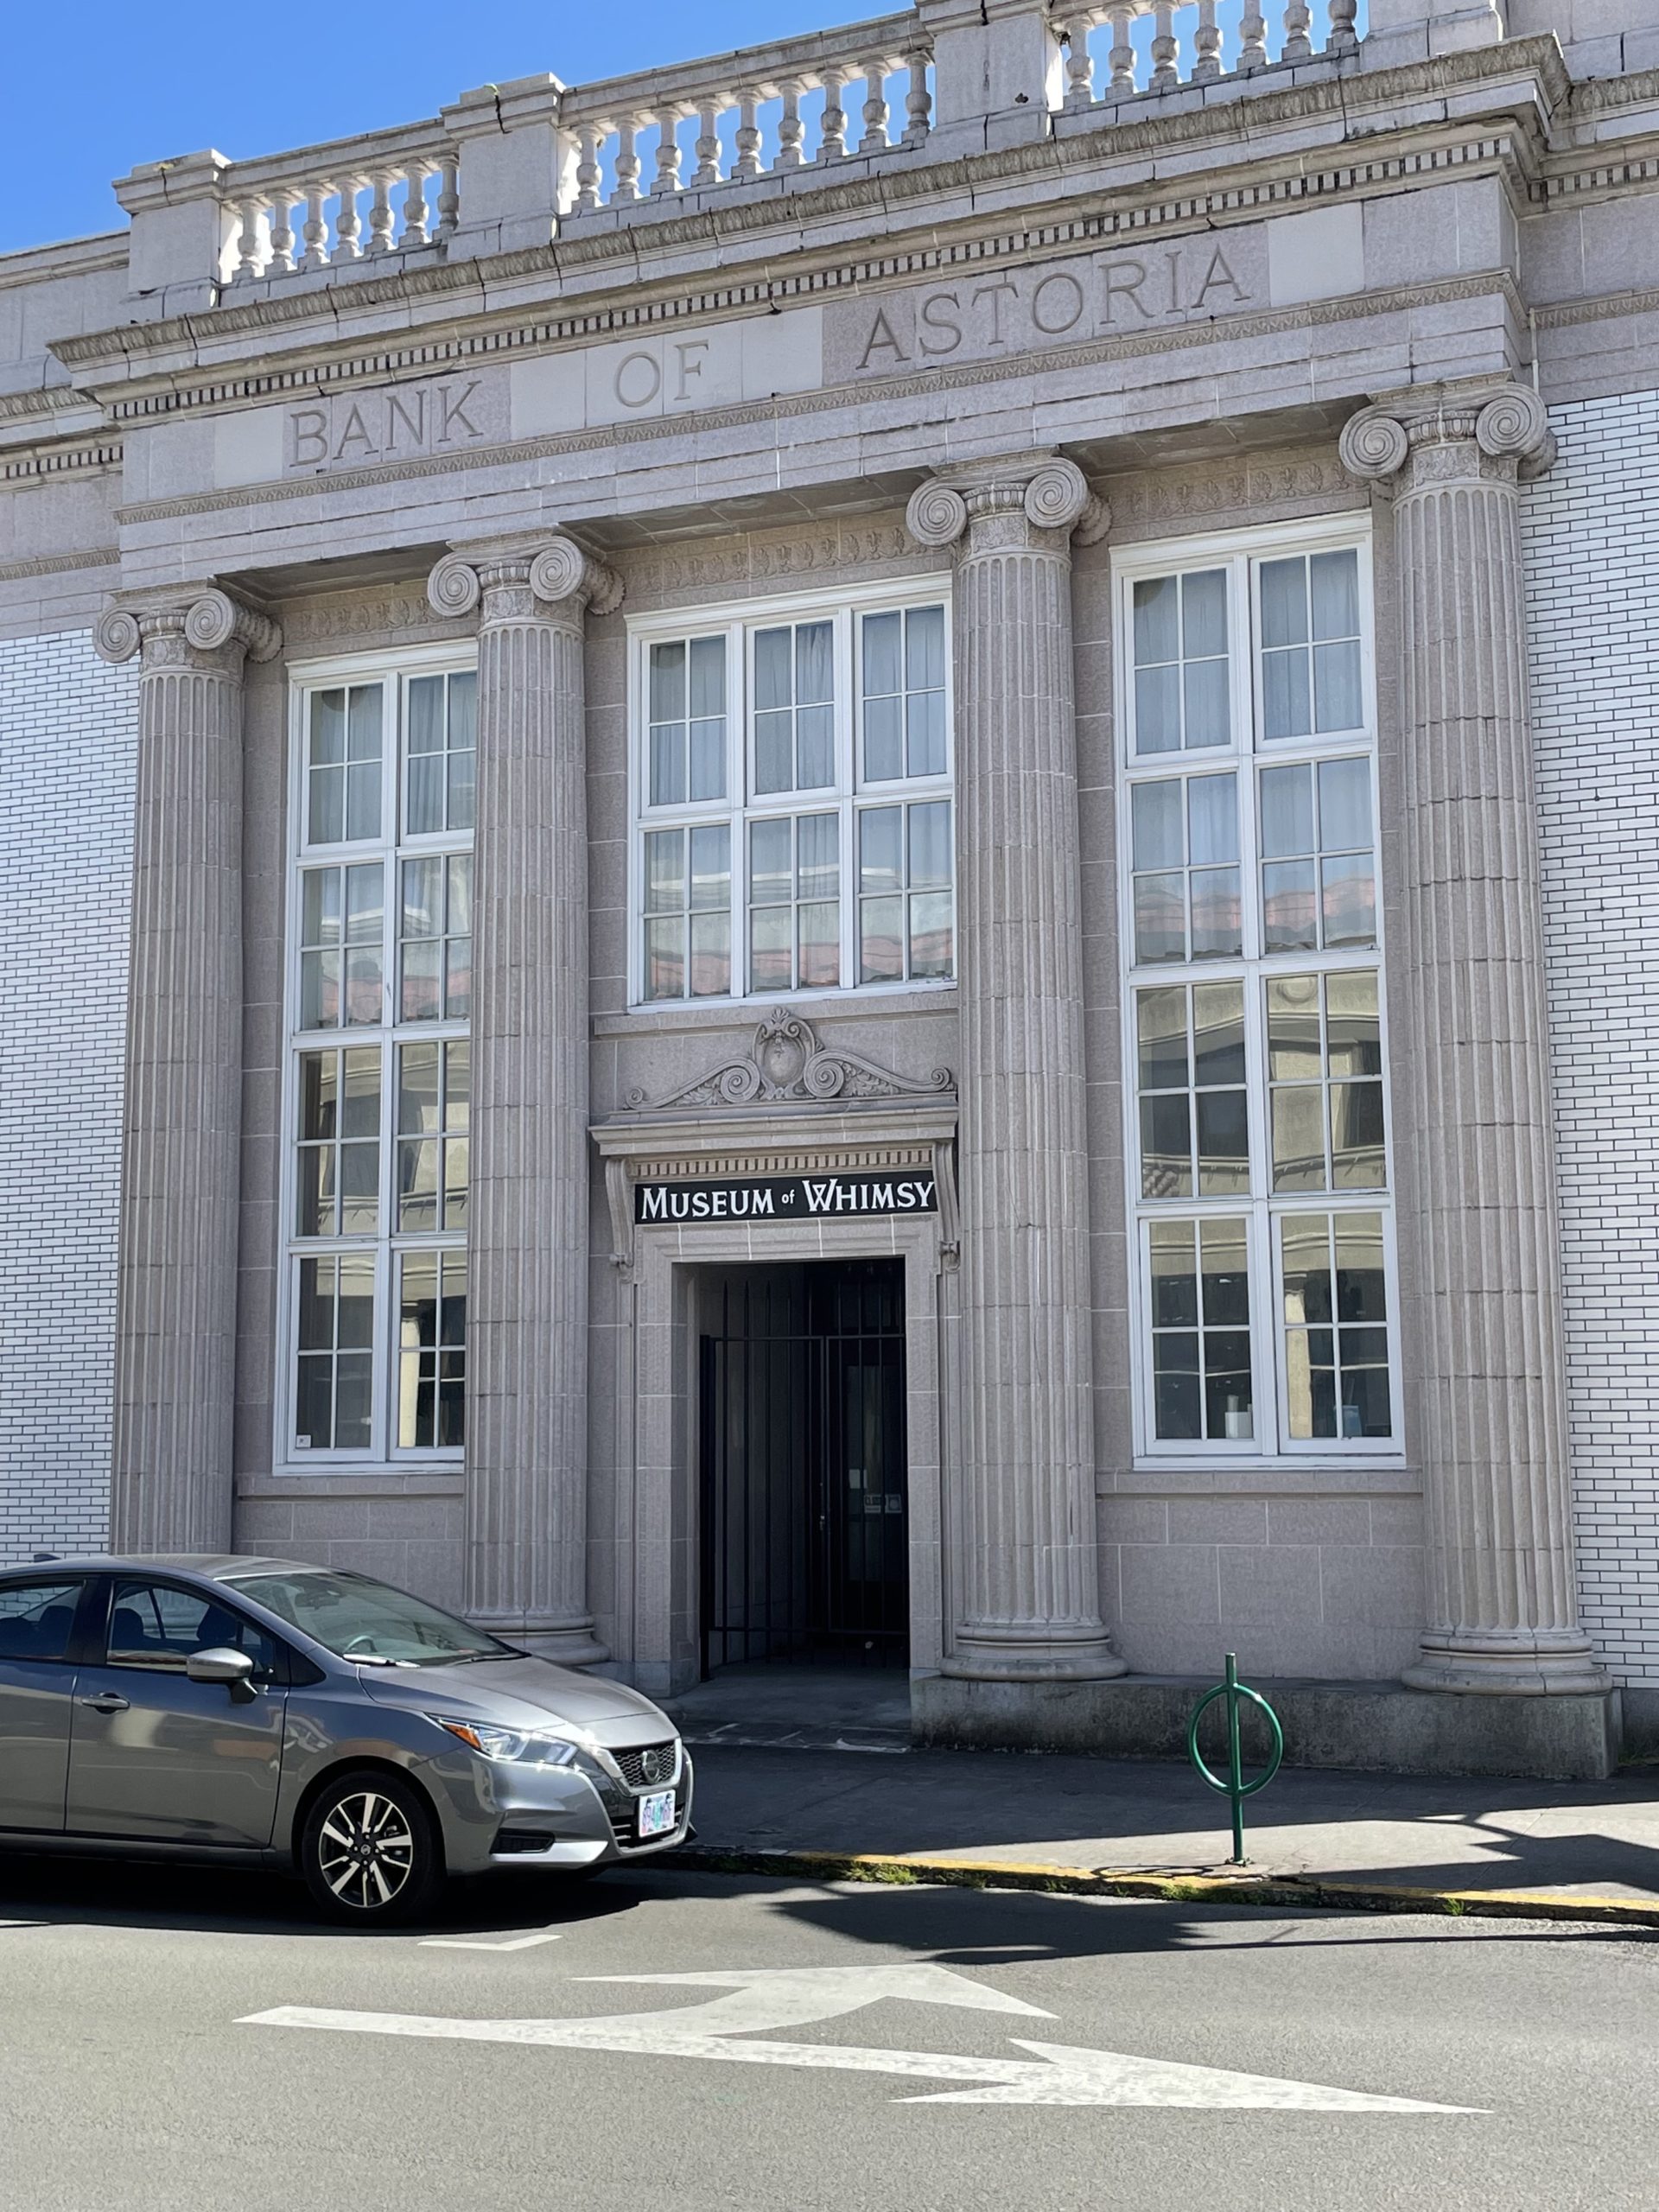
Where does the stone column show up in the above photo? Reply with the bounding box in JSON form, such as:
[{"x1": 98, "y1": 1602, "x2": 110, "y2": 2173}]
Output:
[
  {"x1": 1340, "y1": 387, "x2": 1605, "y2": 1696},
  {"x1": 428, "y1": 537, "x2": 620, "y2": 1662},
  {"x1": 94, "y1": 587, "x2": 281, "y2": 1553},
  {"x1": 906, "y1": 456, "x2": 1124, "y2": 1681}
]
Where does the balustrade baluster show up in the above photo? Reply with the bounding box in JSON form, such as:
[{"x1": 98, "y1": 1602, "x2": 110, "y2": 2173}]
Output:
[
  {"x1": 904, "y1": 48, "x2": 932, "y2": 143},
  {"x1": 1282, "y1": 0, "x2": 1313, "y2": 61},
  {"x1": 733, "y1": 90, "x2": 762, "y2": 180},
  {"x1": 777, "y1": 81, "x2": 806, "y2": 169},
  {"x1": 268, "y1": 195, "x2": 299, "y2": 275},
  {"x1": 1061, "y1": 18, "x2": 1095, "y2": 109},
  {"x1": 1192, "y1": 2, "x2": 1224, "y2": 78},
  {"x1": 653, "y1": 110, "x2": 683, "y2": 194},
  {"x1": 819, "y1": 69, "x2": 848, "y2": 160},
  {"x1": 613, "y1": 119, "x2": 643, "y2": 203},
  {"x1": 1108, "y1": 10, "x2": 1137, "y2": 96},
  {"x1": 234, "y1": 198, "x2": 266, "y2": 282},
  {"x1": 335, "y1": 181, "x2": 364, "y2": 258},
  {"x1": 1237, "y1": 2, "x2": 1269, "y2": 68},
  {"x1": 575, "y1": 130, "x2": 602, "y2": 213},
  {"x1": 693, "y1": 105, "x2": 722, "y2": 185},
  {"x1": 860, "y1": 62, "x2": 889, "y2": 153},
  {"x1": 1150, "y1": 4, "x2": 1179, "y2": 88},
  {"x1": 365, "y1": 173, "x2": 395, "y2": 254},
  {"x1": 400, "y1": 166, "x2": 430, "y2": 248},
  {"x1": 1325, "y1": 0, "x2": 1359, "y2": 52},
  {"x1": 302, "y1": 186, "x2": 332, "y2": 269},
  {"x1": 436, "y1": 160, "x2": 460, "y2": 238}
]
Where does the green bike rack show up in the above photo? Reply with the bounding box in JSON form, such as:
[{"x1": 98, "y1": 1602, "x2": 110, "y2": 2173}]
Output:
[{"x1": 1185, "y1": 1653, "x2": 1284, "y2": 1866}]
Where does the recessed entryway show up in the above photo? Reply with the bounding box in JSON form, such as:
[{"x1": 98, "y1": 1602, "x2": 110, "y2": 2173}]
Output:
[{"x1": 697, "y1": 1259, "x2": 909, "y2": 1675}]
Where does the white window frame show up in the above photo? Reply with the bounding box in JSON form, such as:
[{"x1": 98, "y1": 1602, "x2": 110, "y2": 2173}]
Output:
[
  {"x1": 1114, "y1": 513, "x2": 1404, "y2": 1469},
  {"x1": 275, "y1": 640, "x2": 476, "y2": 1476},
  {"x1": 626, "y1": 578, "x2": 956, "y2": 1009}
]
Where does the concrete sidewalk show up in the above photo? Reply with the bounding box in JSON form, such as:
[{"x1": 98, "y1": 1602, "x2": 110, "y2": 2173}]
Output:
[{"x1": 681, "y1": 1741, "x2": 1659, "y2": 1922}]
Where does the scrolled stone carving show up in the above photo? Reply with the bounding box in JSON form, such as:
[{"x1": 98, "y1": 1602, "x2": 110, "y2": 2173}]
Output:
[
  {"x1": 1476, "y1": 385, "x2": 1551, "y2": 462},
  {"x1": 623, "y1": 1006, "x2": 954, "y2": 1113},
  {"x1": 527, "y1": 537, "x2": 586, "y2": 605},
  {"x1": 1021, "y1": 457, "x2": 1092, "y2": 532},
  {"x1": 906, "y1": 480, "x2": 968, "y2": 549},
  {"x1": 1071, "y1": 492, "x2": 1111, "y2": 549},
  {"x1": 92, "y1": 607, "x2": 142, "y2": 664},
  {"x1": 427, "y1": 551, "x2": 482, "y2": 618},
  {"x1": 1338, "y1": 409, "x2": 1410, "y2": 484}
]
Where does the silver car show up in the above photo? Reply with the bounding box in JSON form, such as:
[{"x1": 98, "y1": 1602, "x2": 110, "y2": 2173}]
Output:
[{"x1": 0, "y1": 1555, "x2": 692, "y2": 1922}]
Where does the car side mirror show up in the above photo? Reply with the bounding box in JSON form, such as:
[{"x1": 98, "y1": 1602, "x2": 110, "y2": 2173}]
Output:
[{"x1": 186, "y1": 1646, "x2": 257, "y2": 1691}]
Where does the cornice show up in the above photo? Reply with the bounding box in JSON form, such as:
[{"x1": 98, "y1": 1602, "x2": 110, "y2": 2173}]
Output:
[
  {"x1": 1540, "y1": 138, "x2": 1659, "y2": 208},
  {"x1": 111, "y1": 265, "x2": 1524, "y2": 531},
  {"x1": 0, "y1": 384, "x2": 105, "y2": 424},
  {"x1": 0, "y1": 544, "x2": 119, "y2": 586},
  {"x1": 54, "y1": 44, "x2": 1571, "y2": 399},
  {"x1": 1560, "y1": 66, "x2": 1659, "y2": 122},
  {"x1": 75, "y1": 126, "x2": 1530, "y2": 439},
  {"x1": 1531, "y1": 282, "x2": 1659, "y2": 330},
  {"x1": 1, "y1": 436, "x2": 123, "y2": 487}
]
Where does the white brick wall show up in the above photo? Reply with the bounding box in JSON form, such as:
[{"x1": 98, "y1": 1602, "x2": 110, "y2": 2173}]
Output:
[
  {"x1": 0, "y1": 630, "x2": 137, "y2": 1563},
  {"x1": 1524, "y1": 390, "x2": 1659, "y2": 1688}
]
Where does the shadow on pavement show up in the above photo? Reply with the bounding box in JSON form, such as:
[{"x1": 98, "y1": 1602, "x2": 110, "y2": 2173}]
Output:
[{"x1": 0, "y1": 1849, "x2": 641, "y2": 1941}]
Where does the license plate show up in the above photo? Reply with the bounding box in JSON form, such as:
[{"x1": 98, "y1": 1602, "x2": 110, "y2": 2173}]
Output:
[{"x1": 637, "y1": 1789, "x2": 677, "y2": 1839}]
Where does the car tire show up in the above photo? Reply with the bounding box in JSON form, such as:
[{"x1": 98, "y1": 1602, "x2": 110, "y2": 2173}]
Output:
[{"x1": 299, "y1": 1768, "x2": 444, "y2": 1926}]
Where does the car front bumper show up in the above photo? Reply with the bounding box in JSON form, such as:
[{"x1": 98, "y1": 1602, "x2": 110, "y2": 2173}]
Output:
[{"x1": 425, "y1": 1742, "x2": 696, "y2": 1875}]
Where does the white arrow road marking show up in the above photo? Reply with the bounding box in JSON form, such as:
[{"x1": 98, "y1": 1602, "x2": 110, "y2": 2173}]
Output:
[
  {"x1": 420, "y1": 1930, "x2": 566, "y2": 1952},
  {"x1": 239, "y1": 1963, "x2": 1479, "y2": 2112}
]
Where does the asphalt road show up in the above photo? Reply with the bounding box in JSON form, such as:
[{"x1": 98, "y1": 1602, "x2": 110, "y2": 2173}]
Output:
[{"x1": 1, "y1": 1851, "x2": 1655, "y2": 2212}]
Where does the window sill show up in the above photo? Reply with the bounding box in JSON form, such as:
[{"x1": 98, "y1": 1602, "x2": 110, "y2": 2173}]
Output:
[
  {"x1": 238, "y1": 1467, "x2": 464, "y2": 1499},
  {"x1": 594, "y1": 983, "x2": 959, "y2": 1039},
  {"x1": 1104, "y1": 1462, "x2": 1418, "y2": 1496}
]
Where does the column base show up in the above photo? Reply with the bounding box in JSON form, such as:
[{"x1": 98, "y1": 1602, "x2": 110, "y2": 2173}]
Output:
[
  {"x1": 475, "y1": 1616, "x2": 610, "y2": 1669},
  {"x1": 1403, "y1": 1630, "x2": 1610, "y2": 1698},
  {"x1": 941, "y1": 1620, "x2": 1128, "y2": 1683}
]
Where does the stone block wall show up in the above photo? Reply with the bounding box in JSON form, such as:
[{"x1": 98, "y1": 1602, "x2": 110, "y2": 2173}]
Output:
[
  {"x1": 1525, "y1": 389, "x2": 1659, "y2": 1691},
  {"x1": 0, "y1": 629, "x2": 136, "y2": 1561}
]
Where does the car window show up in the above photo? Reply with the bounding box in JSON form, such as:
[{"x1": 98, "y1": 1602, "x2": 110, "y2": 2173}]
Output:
[
  {"x1": 105, "y1": 1580, "x2": 278, "y2": 1680},
  {"x1": 226, "y1": 1568, "x2": 511, "y2": 1667},
  {"x1": 0, "y1": 1580, "x2": 83, "y2": 1663}
]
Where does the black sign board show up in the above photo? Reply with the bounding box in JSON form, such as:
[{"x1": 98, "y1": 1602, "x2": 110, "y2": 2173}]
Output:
[{"x1": 634, "y1": 1172, "x2": 938, "y2": 1225}]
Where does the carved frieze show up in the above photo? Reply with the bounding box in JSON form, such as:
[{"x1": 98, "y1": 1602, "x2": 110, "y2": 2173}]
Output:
[{"x1": 623, "y1": 1007, "x2": 955, "y2": 1113}]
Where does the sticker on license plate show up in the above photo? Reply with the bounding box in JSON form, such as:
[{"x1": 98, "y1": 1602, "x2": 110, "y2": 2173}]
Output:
[{"x1": 637, "y1": 1789, "x2": 677, "y2": 1839}]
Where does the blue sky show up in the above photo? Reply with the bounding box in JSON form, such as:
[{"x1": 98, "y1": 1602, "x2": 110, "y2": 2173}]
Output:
[{"x1": 5, "y1": 0, "x2": 854, "y2": 252}]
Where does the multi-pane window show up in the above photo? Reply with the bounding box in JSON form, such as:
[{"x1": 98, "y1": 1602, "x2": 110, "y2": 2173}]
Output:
[
  {"x1": 283, "y1": 654, "x2": 474, "y2": 1466},
  {"x1": 631, "y1": 589, "x2": 953, "y2": 1005},
  {"x1": 1120, "y1": 525, "x2": 1397, "y2": 1458}
]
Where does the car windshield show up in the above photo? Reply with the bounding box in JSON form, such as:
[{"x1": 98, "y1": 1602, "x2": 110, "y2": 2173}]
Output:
[{"x1": 225, "y1": 1570, "x2": 515, "y2": 1667}]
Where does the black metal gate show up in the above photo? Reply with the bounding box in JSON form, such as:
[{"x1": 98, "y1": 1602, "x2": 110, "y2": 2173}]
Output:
[{"x1": 699, "y1": 1260, "x2": 908, "y2": 1671}]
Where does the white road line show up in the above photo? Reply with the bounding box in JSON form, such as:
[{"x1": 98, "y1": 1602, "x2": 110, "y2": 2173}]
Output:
[{"x1": 420, "y1": 1930, "x2": 566, "y2": 1951}]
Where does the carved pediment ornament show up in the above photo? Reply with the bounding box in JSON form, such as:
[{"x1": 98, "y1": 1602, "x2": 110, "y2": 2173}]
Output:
[{"x1": 624, "y1": 1007, "x2": 954, "y2": 1113}]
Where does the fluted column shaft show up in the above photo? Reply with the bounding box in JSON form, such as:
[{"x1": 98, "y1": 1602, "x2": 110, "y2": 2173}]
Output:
[
  {"x1": 429, "y1": 540, "x2": 620, "y2": 1662},
  {"x1": 1342, "y1": 390, "x2": 1603, "y2": 1695},
  {"x1": 907, "y1": 460, "x2": 1123, "y2": 1681},
  {"x1": 95, "y1": 589, "x2": 279, "y2": 1553}
]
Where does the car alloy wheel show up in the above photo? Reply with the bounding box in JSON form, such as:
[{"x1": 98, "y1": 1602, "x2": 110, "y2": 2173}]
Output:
[{"x1": 301, "y1": 1768, "x2": 442, "y2": 1924}]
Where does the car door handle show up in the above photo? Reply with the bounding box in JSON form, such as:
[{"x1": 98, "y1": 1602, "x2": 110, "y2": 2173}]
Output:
[{"x1": 78, "y1": 1694, "x2": 130, "y2": 1714}]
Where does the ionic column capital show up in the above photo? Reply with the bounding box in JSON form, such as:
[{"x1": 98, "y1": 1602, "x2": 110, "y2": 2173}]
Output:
[
  {"x1": 428, "y1": 534, "x2": 624, "y2": 628},
  {"x1": 94, "y1": 585, "x2": 282, "y2": 671},
  {"x1": 1338, "y1": 385, "x2": 1556, "y2": 491},
  {"x1": 906, "y1": 454, "x2": 1109, "y2": 556}
]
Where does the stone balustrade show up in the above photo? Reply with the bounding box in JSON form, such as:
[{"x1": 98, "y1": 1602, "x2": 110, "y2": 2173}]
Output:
[
  {"x1": 556, "y1": 15, "x2": 932, "y2": 217},
  {"x1": 1053, "y1": 0, "x2": 1360, "y2": 105},
  {"x1": 216, "y1": 124, "x2": 462, "y2": 284}
]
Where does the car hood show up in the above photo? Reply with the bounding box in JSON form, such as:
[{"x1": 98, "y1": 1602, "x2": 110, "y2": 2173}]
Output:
[{"x1": 359, "y1": 1654, "x2": 674, "y2": 1737}]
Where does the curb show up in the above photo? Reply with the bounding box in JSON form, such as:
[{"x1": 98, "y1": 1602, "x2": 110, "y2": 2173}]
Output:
[{"x1": 673, "y1": 1846, "x2": 1659, "y2": 1930}]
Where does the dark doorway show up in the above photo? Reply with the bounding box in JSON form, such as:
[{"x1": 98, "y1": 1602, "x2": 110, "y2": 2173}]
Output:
[{"x1": 699, "y1": 1260, "x2": 908, "y2": 1672}]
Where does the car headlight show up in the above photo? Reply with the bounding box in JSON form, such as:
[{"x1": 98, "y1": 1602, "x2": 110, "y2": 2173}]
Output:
[{"x1": 429, "y1": 1716, "x2": 582, "y2": 1766}]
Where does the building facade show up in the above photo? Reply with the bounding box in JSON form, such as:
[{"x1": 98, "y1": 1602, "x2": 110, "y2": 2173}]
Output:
[{"x1": 3, "y1": 0, "x2": 1656, "y2": 1774}]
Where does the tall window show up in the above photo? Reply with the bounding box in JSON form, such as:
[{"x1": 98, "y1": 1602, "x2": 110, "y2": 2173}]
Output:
[
  {"x1": 1118, "y1": 523, "x2": 1399, "y2": 1459},
  {"x1": 282, "y1": 653, "x2": 474, "y2": 1465},
  {"x1": 630, "y1": 586, "x2": 953, "y2": 1005}
]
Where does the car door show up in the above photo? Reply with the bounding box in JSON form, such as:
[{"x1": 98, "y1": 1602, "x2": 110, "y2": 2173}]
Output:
[
  {"x1": 65, "y1": 1578, "x2": 288, "y2": 1849},
  {"x1": 0, "y1": 1577, "x2": 91, "y2": 1833}
]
